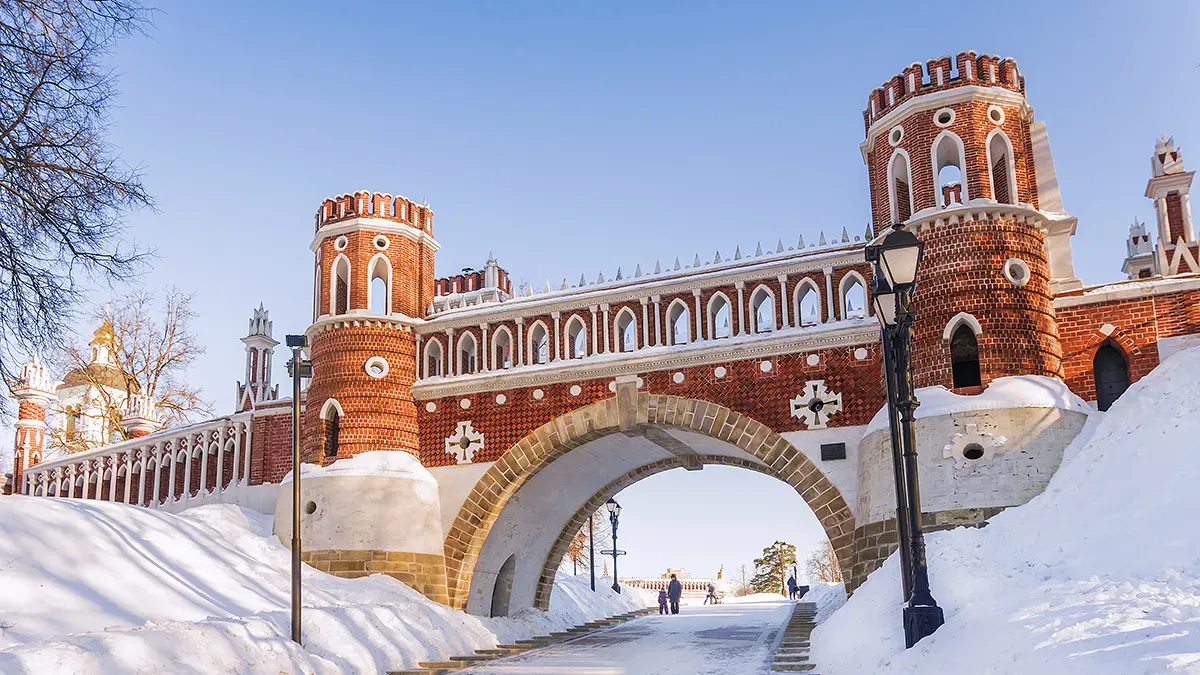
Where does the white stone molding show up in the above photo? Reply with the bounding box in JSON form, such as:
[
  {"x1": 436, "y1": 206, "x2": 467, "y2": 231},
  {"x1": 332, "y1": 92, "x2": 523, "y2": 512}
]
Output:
[
  {"x1": 364, "y1": 356, "x2": 390, "y2": 379},
  {"x1": 445, "y1": 421, "x2": 484, "y2": 465},
  {"x1": 793, "y1": 277, "x2": 822, "y2": 326},
  {"x1": 942, "y1": 423, "x2": 1007, "y2": 467},
  {"x1": 789, "y1": 380, "x2": 843, "y2": 430},
  {"x1": 985, "y1": 128, "x2": 1018, "y2": 204},
  {"x1": 942, "y1": 312, "x2": 983, "y2": 340},
  {"x1": 932, "y1": 129, "x2": 970, "y2": 205},
  {"x1": 309, "y1": 216, "x2": 441, "y2": 254}
]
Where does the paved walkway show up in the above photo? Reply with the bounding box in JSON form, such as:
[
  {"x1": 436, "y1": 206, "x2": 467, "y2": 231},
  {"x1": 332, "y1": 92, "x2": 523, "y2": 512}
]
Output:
[{"x1": 461, "y1": 601, "x2": 793, "y2": 675}]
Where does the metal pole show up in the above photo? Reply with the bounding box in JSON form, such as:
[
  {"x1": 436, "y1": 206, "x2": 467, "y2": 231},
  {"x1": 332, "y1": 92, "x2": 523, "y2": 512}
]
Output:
[
  {"x1": 881, "y1": 322, "x2": 914, "y2": 602},
  {"x1": 289, "y1": 344, "x2": 303, "y2": 645},
  {"x1": 894, "y1": 287, "x2": 944, "y2": 647},
  {"x1": 588, "y1": 513, "x2": 596, "y2": 592},
  {"x1": 610, "y1": 512, "x2": 620, "y2": 593}
]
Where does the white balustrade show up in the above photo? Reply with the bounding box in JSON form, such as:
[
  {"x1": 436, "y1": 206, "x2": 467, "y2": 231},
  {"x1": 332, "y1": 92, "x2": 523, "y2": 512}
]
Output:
[{"x1": 22, "y1": 413, "x2": 255, "y2": 510}]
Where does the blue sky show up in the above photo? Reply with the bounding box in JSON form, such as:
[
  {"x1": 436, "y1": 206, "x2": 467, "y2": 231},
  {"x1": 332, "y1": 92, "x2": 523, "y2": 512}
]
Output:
[{"x1": 50, "y1": 1, "x2": 1200, "y2": 578}]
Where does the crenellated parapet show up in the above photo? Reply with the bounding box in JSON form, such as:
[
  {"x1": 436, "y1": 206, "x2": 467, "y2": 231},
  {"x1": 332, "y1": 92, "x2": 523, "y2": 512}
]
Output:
[
  {"x1": 863, "y1": 51, "x2": 1024, "y2": 134},
  {"x1": 315, "y1": 190, "x2": 435, "y2": 234}
]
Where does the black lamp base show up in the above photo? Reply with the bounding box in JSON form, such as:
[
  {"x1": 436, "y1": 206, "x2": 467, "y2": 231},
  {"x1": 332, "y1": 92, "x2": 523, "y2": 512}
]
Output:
[{"x1": 903, "y1": 605, "x2": 945, "y2": 648}]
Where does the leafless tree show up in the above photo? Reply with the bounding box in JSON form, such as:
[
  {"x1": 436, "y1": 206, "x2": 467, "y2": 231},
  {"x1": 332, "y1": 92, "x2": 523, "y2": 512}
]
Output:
[
  {"x1": 561, "y1": 508, "x2": 613, "y2": 574},
  {"x1": 50, "y1": 288, "x2": 210, "y2": 453},
  {"x1": 0, "y1": 0, "x2": 153, "y2": 397},
  {"x1": 732, "y1": 564, "x2": 753, "y2": 596},
  {"x1": 804, "y1": 540, "x2": 844, "y2": 584}
]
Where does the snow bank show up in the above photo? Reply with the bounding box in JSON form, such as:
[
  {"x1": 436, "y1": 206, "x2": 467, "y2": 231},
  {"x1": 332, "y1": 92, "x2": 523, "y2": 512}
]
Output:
[
  {"x1": 0, "y1": 497, "x2": 648, "y2": 673},
  {"x1": 281, "y1": 449, "x2": 437, "y2": 483},
  {"x1": 815, "y1": 346, "x2": 1200, "y2": 675},
  {"x1": 864, "y1": 374, "x2": 1092, "y2": 434}
]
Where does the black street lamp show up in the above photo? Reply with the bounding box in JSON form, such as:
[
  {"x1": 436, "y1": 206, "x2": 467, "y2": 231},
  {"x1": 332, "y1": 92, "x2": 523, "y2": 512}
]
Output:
[
  {"x1": 865, "y1": 224, "x2": 945, "y2": 648},
  {"x1": 606, "y1": 498, "x2": 622, "y2": 593},
  {"x1": 285, "y1": 334, "x2": 313, "y2": 645}
]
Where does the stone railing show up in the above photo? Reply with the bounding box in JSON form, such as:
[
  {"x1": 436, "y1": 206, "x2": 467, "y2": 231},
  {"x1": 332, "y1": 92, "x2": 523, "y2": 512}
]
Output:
[
  {"x1": 22, "y1": 413, "x2": 254, "y2": 509},
  {"x1": 623, "y1": 577, "x2": 715, "y2": 593}
]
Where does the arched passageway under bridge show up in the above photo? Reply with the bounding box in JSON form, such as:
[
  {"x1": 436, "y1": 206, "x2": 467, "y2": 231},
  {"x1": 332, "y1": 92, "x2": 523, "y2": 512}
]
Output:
[{"x1": 441, "y1": 393, "x2": 854, "y2": 615}]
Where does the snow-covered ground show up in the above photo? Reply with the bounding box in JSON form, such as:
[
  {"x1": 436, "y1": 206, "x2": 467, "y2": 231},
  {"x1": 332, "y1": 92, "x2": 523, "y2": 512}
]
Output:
[
  {"x1": 0, "y1": 497, "x2": 650, "y2": 674},
  {"x1": 814, "y1": 345, "x2": 1200, "y2": 675}
]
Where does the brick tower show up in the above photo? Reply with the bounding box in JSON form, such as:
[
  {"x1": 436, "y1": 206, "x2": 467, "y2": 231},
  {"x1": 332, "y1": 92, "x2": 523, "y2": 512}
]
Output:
[
  {"x1": 861, "y1": 52, "x2": 1067, "y2": 391},
  {"x1": 10, "y1": 357, "x2": 57, "y2": 495},
  {"x1": 302, "y1": 191, "x2": 438, "y2": 461}
]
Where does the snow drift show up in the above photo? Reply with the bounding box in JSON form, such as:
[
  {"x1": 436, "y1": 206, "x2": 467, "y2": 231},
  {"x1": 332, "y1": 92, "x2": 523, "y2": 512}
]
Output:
[
  {"x1": 814, "y1": 345, "x2": 1200, "y2": 675},
  {"x1": 0, "y1": 497, "x2": 650, "y2": 674}
]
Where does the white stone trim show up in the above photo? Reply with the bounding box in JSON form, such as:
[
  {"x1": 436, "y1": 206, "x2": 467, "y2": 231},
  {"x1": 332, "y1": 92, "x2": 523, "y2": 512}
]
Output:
[
  {"x1": 424, "y1": 338, "x2": 444, "y2": 379},
  {"x1": 412, "y1": 320, "x2": 879, "y2": 399},
  {"x1": 329, "y1": 254, "x2": 351, "y2": 315},
  {"x1": 564, "y1": 314, "x2": 588, "y2": 358},
  {"x1": 861, "y1": 85, "x2": 1030, "y2": 160},
  {"x1": 933, "y1": 107, "x2": 956, "y2": 128},
  {"x1": 793, "y1": 277, "x2": 822, "y2": 326},
  {"x1": 706, "y1": 291, "x2": 734, "y2": 340},
  {"x1": 526, "y1": 319, "x2": 551, "y2": 365},
  {"x1": 320, "y1": 397, "x2": 344, "y2": 419},
  {"x1": 888, "y1": 149, "x2": 916, "y2": 223},
  {"x1": 942, "y1": 312, "x2": 983, "y2": 340},
  {"x1": 491, "y1": 324, "x2": 514, "y2": 370},
  {"x1": 364, "y1": 356, "x2": 390, "y2": 379},
  {"x1": 612, "y1": 306, "x2": 638, "y2": 352},
  {"x1": 366, "y1": 253, "x2": 393, "y2": 315},
  {"x1": 1053, "y1": 274, "x2": 1200, "y2": 309},
  {"x1": 455, "y1": 332, "x2": 478, "y2": 376},
  {"x1": 664, "y1": 298, "x2": 691, "y2": 346},
  {"x1": 747, "y1": 283, "x2": 777, "y2": 333},
  {"x1": 1002, "y1": 257, "x2": 1031, "y2": 287},
  {"x1": 985, "y1": 128, "x2": 1018, "y2": 204},
  {"x1": 932, "y1": 129, "x2": 970, "y2": 206},
  {"x1": 310, "y1": 216, "x2": 440, "y2": 253},
  {"x1": 838, "y1": 271, "x2": 869, "y2": 321}
]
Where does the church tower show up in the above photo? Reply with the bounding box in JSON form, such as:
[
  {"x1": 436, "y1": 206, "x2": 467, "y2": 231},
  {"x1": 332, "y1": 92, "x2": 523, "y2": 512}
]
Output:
[
  {"x1": 1145, "y1": 136, "x2": 1198, "y2": 276},
  {"x1": 861, "y1": 52, "x2": 1070, "y2": 390},
  {"x1": 302, "y1": 191, "x2": 438, "y2": 461}
]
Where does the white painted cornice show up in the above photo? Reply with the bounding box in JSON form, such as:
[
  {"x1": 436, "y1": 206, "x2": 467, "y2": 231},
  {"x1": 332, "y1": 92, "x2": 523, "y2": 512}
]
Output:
[
  {"x1": 306, "y1": 311, "x2": 424, "y2": 340},
  {"x1": 309, "y1": 217, "x2": 440, "y2": 253},
  {"x1": 1053, "y1": 273, "x2": 1200, "y2": 309},
  {"x1": 1145, "y1": 171, "x2": 1194, "y2": 199},
  {"x1": 411, "y1": 319, "x2": 879, "y2": 400},
  {"x1": 860, "y1": 86, "x2": 1032, "y2": 162},
  {"x1": 903, "y1": 200, "x2": 1072, "y2": 235}
]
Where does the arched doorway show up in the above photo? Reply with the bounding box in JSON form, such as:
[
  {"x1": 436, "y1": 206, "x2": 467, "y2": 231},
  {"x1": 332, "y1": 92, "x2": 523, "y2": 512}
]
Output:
[
  {"x1": 1094, "y1": 342, "x2": 1130, "y2": 411},
  {"x1": 490, "y1": 554, "x2": 517, "y2": 617},
  {"x1": 442, "y1": 395, "x2": 854, "y2": 614}
]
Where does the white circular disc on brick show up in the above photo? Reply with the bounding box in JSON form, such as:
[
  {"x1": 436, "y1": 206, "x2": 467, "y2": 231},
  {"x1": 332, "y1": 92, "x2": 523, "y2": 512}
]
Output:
[
  {"x1": 608, "y1": 381, "x2": 617, "y2": 392},
  {"x1": 334, "y1": 235, "x2": 348, "y2": 251},
  {"x1": 495, "y1": 393, "x2": 507, "y2": 405},
  {"x1": 1003, "y1": 257, "x2": 1030, "y2": 287},
  {"x1": 854, "y1": 347, "x2": 868, "y2": 360},
  {"x1": 373, "y1": 234, "x2": 390, "y2": 250},
  {"x1": 672, "y1": 372, "x2": 685, "y2": 384},
  {"x1": 533, "y1": 389, "x2": 545, "y2": 400},
  {"x1": 888, "y1": 125, "x2": 904, "y2": 147},
  {"x1": 425, "y1": 402, "x2": 437, "y2": 413},
  {"x1": 714, "y1": 366, "x2": 727, "y2": 378},
  {"x1": 987, "y1": 105, "x2": 1005, "y2": 125},
  {"x1": 364, "y1": 356, "x2": 389, "y2": 379},
  {"x1": 460, "y1": 398, "x2": 471, "y2": 409},
  {"x1": 806, "y1": 354, "x2": 820, "y2": 367},
  {"x1": 570, "y1": 385, "x2": 582, "y2": 396},
  {"x1": 760, "y1": 360, "x2": 773, "y2": 373},
  {"x1": 933, "y1": 107, "x2": 955, "y2": 128}
]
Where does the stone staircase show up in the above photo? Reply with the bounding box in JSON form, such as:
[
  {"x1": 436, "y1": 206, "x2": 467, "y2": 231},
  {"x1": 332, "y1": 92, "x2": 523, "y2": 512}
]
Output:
[
  {"x1": 769, "y1": 602, "x2": 819, "y2": 672},
  {"x1": 386, "y1": 607, "x2": 655, "y2": 675}
]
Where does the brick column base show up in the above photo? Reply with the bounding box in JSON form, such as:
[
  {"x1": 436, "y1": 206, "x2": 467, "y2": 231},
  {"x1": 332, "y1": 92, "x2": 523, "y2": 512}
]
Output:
[{"x1": 301, "y1": 549, "x2": 450, "y2": 605}]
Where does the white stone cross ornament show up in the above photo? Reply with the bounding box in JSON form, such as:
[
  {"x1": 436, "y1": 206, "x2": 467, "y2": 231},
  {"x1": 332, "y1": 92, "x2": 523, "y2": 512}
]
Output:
[
  {"x1": 790, "y1": 380, "x2": 843, "y2": 429},
  {"x1": 445, "y1": 421, "x2": 484, "y2": 464}
]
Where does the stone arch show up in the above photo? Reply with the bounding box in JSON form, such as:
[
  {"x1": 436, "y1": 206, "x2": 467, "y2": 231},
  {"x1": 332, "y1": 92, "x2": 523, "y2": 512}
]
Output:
[{"x1": 442, "y1": 394, "x2": 856, "y2": 611}]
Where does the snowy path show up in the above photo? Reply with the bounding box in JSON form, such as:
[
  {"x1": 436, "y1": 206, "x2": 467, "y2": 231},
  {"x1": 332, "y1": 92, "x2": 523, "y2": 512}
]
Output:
[{"x1": 461, "y1": 600, "x2": 793, "y2": 675}]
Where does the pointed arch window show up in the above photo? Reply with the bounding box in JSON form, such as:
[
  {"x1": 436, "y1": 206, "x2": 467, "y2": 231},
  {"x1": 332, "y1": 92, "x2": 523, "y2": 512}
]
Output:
[
  {"x1": 933, "y1": 131, "x2": 968, "y2": 208},
  {"x1": 988, "y1": 130, "x2": 1016, "y2": 204},
  {"x1": 332, "y1": 256, "x2": 350, "y2": 315},
  {"x1": 889, "y1": 151, "x2": 913, "y2": 222},
  {"x1": 566, "y1": 317, "x2": 587, "y2": 359},
  {"x1": 458, "y1": 333, "x2": 478, "y2": 375},
  {"x1": 492, "y1": 327, "x2": 513, "y2": 370},
  {"x1": 614, "y1": 309, "x2": 637, "y2": 353},
  {"x1": 528, "y1": 322, "x2": 550, "y2": 365},
  {"x1": 667, "y1": 300, "x2": 690, "y2": 345},
  {"x1": 795, "y1": 282, "x2": 821, "y2": 326},
  {"x1": 749, "y1": 286, "x2": 775, "y2": 333},
  {"x1": 841, "y1": 276, "x2": 866, "y2": 320},
  {"x1": 424, "y1": 340, "x2": 444, "y2": 378},
  {"x1": 1093, "y1": 341, "x2": 1130, "y2": 411},
  {"x1": 321, "y1": 400, "x2": 342, "y2": 458},
  {"x1": 708, "y1": 294, "x2": 732, "y2": 339},
  {"x1": 950, "y1": 325, "x2": 982, "y2": 388},
  {"x1": 368, "y1": 255, "x2": 391, "y2": 315}
]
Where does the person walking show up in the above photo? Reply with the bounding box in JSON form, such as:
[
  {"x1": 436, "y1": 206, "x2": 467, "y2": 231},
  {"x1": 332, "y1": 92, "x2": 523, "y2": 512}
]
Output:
[
  {"x1": 787, "y1": 575, "x2": 798, "y2": 600},
  {"x1": 704, "y1": 582, "x2": 717, "y2": 605},
  {"x1": 657, "y1": 587, "x2": 669, "y2": 615},
  {"x1": 667, "y1": 574, "x2": 682, "y2": 615}
]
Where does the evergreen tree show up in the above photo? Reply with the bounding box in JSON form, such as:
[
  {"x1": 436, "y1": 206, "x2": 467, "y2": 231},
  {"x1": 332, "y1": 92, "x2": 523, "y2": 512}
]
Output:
[{"x1": 751, "y1": 540, "x2": 797, "y2": 595}]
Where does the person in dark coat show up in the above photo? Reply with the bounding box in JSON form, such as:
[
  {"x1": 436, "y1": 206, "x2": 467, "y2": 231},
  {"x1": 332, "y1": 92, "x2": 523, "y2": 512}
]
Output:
[
  {"x1": 787, "y1": 575, "x2": 799, "y2": 600},
  {"x1": 667, "y1": 574, "x2": 682, "y2": 614},
  {"x1": 657, "y1": 587, "x2": 669, "y2": 615}
]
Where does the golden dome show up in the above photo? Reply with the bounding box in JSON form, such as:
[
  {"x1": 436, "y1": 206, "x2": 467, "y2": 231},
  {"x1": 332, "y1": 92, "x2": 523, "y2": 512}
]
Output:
[{"x1": 90, "y1": 318, "x2": 114, "y2": 346}]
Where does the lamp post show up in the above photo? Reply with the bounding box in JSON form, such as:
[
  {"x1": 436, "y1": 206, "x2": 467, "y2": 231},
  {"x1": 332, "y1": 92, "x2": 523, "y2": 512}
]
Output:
[
  {"x1": 588, "y1": 512, "x2": 596, "y2": 592},
  {"x1": 606, "y1": 498, "x2": 622, "y2": 593},
  {"x1": 285, "y1": 334, "x2": 313, "y2": 645},
  {"x1": 865, "y1": 224, "x2": 944, "y2": 648}
]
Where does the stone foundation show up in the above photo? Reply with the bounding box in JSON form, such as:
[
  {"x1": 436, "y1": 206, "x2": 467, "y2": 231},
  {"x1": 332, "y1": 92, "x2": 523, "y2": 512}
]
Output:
[
  {"x1": 848, "y1": 506, "x2": 1007, "y2": 592},
  {"x1": 302, "y1": 549, "x2": 449, "y2": 605}
]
